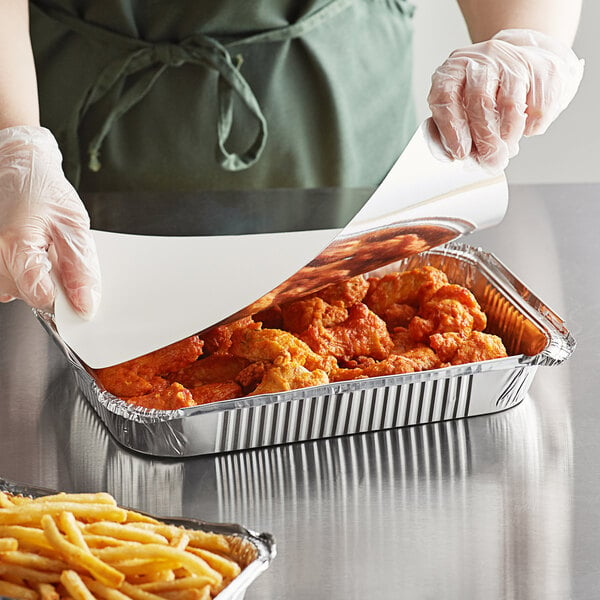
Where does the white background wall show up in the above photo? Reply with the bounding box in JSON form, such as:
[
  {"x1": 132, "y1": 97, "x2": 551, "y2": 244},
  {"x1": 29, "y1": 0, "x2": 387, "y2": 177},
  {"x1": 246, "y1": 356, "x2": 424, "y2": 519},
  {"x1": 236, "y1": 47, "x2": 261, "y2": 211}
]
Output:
[{"x1": 411, "y1": 1, "x2": 599, "y2": 184}]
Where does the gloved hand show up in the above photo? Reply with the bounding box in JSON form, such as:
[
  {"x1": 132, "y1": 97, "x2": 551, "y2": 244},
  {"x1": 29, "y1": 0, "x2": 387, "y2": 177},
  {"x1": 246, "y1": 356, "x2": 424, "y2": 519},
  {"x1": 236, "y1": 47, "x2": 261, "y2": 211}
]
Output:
[
  {"x1": 0, "y1": 126, "x2": 101, "y2": 318},
  {"x1": 428, "y1": 28, "x2": 584, "y2": 172}
]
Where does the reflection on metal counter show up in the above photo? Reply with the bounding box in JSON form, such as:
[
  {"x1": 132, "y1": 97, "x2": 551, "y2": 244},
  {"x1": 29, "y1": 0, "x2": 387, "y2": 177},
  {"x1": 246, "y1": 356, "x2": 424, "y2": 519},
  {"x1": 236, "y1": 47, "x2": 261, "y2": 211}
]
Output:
[
  {"x1": 206, "y1": 400, "x2": 571, "y2": 598},
  {"x1": 41, "y1": 374, "x2": 572, "y2": 598}
]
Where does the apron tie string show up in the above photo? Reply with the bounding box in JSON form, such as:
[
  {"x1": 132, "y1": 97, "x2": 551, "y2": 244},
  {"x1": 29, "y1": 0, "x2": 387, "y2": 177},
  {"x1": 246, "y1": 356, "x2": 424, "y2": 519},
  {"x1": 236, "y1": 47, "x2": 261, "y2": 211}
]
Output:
[
  {"x1": 84, "y1": 34, "x2": 268, "y2": 175},
  {"x1": 30, "y1": 0, "x2": 354, "y2": 186}
]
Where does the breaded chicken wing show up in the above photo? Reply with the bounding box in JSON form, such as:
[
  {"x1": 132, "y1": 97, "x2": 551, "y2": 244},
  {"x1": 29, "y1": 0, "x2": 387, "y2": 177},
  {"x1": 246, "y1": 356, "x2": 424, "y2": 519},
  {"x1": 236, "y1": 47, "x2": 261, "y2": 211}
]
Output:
[
  {"x1": 250, "y1": 362, "x2": 329, "y2": 396},
  {"x1": 126, "y1": 382, "x2": 195, "y2": 411},
  {"x1": 169, "y1": 355, "x2": 249, "y2": 388},
  {"x1": 201, "y1": 316, "x2": 256, "y2": 355},
  {"x1": 190, "y1": 382, "x2": 242, "y2": 405},
  {"x1": 300, "y1": 303, "x2": 393, "y2": 362},
  {"x1": 380, "y1": 303, "x2": 417, "y2": 328},
  {"x1": 313, "y1": 274, "x2": 370, "y2": 308},
  {"x1": 95, "y1": 336, "x2": 203, "y2": 398},
  {"x1": 430, "y1": 331, "x2": 507, "y2": 365},
  {"x1": 330, "y1": 346, "x2": 440, "y2": 382},
  {"x1": 236, "y1": 361, "x2": 270, "y2": 393},
  {"x1": 365, "y1": 266, "x2": 448, "y2": 315},
  {"x1": 281, "y1": 296, "x2": 347, "y2": 334},
  {"x1": 390, "y1": 327, "x2": 421, "y2": 354},
  {"x1": 408, "y1": 284, "x2": 487, "y2": 342},
  {"x1": 229, "y1": 327, "x2": 336, "y2": 373}
]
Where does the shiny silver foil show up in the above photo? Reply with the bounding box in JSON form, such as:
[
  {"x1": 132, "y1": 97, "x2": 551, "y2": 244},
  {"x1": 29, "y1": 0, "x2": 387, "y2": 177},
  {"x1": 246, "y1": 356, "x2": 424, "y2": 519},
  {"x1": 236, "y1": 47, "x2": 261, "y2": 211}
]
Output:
[
  {"x1": 0, "y1": 477, "x2": 275, "y2": 600},
  {"x1": 38, "y1": 243, "x2": 575, "y2": 458}
]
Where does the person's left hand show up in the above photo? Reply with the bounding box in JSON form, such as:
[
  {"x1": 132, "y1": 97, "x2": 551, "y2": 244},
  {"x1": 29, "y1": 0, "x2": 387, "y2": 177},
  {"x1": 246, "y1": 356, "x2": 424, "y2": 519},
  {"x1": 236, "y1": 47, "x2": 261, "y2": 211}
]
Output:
[{"x1": 428, "y1": 28, "x2": 584, "y2": 172}]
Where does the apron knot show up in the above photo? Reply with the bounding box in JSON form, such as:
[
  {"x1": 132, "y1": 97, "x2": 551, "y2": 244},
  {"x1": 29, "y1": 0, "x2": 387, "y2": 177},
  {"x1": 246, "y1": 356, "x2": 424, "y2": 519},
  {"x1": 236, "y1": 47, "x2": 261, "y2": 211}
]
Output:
[{"x1": 153, "y1": 42, "x2": 187, "y2": 67}]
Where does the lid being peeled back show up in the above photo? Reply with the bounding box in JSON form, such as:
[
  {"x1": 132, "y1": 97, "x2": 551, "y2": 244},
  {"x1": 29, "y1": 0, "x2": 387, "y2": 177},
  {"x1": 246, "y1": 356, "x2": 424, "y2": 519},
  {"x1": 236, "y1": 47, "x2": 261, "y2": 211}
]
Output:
[{"x1": 54, "y1": 120, "x2": 508, "y2": 368}]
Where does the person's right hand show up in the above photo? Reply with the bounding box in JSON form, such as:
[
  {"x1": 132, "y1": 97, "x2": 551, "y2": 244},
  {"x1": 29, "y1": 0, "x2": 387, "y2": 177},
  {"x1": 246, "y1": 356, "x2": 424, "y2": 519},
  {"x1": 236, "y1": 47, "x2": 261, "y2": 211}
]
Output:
[
  {"x1": 427, "y1": 29, "x2": 584, "y2": 173},
  {"x1": 0, "y1": 126, "x2": 101, "y2": 318}
]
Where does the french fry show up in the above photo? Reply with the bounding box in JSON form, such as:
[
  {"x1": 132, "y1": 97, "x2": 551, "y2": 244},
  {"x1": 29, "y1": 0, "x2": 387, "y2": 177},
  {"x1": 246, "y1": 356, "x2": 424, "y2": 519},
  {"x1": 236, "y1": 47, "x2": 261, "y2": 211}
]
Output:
[
  {"x1": 0, "y1": 491, "x2": 244, "y2": 599},
  {"x1": 110, "y1": 559, "x2": 179, "y2": 577},
  {"x1": 124, "y1": 510, "x2": 159, "y2": 524},
  {"x1": 81, "y1": 534, "x2": 130, "y2": 549},
  {"x1": 7, "y1": 495, "x2": 34, "y2": 505},
  {"x1": 0, "y1": 562, "x2": 61, "y2": 583},
  {"x1": 138, "y1": 575, "x2": 214, "y2": 593},
  {"x1": 37, "y1": 582, "x2": 60, "y2": 600},
  {"x1": 126, "y1": 569, "x2": 175, "y2": 585},
  {"x1": 41, "y1": 515, "x2": 124, "y2": 588},
  {"x1": 81, "y1": 576, "x2": 131, "y2": 600},
  {"x1": 0, "y1": 502, "x2": 127, "y2": 525},
  {"x1": 0, "y1": 536, "x2": 18, "y2": 551},
  {"x1": 120, "y1": 581, "x2": 167, "y2": 600},
  {"x1": 0, "y1": 525, "x2": 54, "y2": 551},
  {"x1": 84, "y1": 521, "x2": 169, "y2": 545},
  {"x1": 59, "y1": 571, "x2": 95, "y2": 600},
  {"x1": 37, "y1": 583, "x2": 59, "y2": 600},
  {"x1": 128, "y1": 523, "x2": 230, "y2": 554},
  {"x1": 185, "y1": 530, "x2": 232, "y2": 554},
  {"x1": 31, "y1": 493, "x2": 116, "y2": 505},
  {"x1": 0, "y1": 491, "x2": 15, "y2": 508},
  {"x1": 170, "y1": 530, "x2": 190, "y2": 551},
  {"x1": 1, "y1": 549, "x2": 69, "y2": 571},
  {"x1": 58, "y1": 512, "x2": 89, "y2": 550},
  {"x1": 160, "y1": 588, "x2": 211, "y2": 600},
  {"x1": 187, "y1": 547, "x2": 242, "y2": 580},
  {"x1": 0, "y1": 580, "x2": 39, "y2": 600},
  {"x1": 92, "y1": 544, "x2": 223, "y2": 586}
]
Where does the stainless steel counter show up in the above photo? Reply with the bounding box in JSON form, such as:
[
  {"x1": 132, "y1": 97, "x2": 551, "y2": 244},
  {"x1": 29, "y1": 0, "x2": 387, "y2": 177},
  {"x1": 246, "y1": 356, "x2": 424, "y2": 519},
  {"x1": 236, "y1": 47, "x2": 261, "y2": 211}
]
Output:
[{"x1": 0, "y1": 183, "x2": 598, "y2": 599}]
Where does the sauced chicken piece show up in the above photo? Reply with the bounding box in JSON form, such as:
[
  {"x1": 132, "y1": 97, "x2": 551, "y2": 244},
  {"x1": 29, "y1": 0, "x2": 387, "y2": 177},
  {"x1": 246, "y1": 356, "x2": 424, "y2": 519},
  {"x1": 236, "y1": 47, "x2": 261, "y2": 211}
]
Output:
[
  {"x1": 169, "y1": 355, "x2": 249, "y2": 388},
  {"x1": 430, "y1": 331, "x2": 507, "y2": 365},
  {"x1": 250, "y1": 361, "x2": 329, "y2": 396},
  {"x1": 300, "y1": 303, "x2": 393, "y2": 362},
  {"x1": 408, "y1": 284, "x2": 487, "y2": 342},
  {"x1": 390, "y1": 328, "x2": 441, "y2": 369},
  {"x1": 201, "y1": 317, "x2": 256, "y2": 355},
  {"x1": 229, "y1": 327, "x2": 336, "y2": 373},
  {"x1": 390, "y1": 327, "x2": 421, "y2": 354},
  {"x1": 281, "y1": 297, "x2": 348, "y2": 334},
  {"x1": 190, "y1": 382, "x2": 242, "y2": 405},
  {"x1": 409, "y1": 299, "x2": 476, "y2": 342},
  {"x1": 126, "y1": 382, "x2": 195, "y2": 410},
  {"x1": 330, "y1": 347, "x2": 440, "y2": 382},
  {"x1": 380, "y1": 303, "x2": 417, "y2": 328},
  {"x1": 95, "y1": 336, "x2": 203, "y2": 398},
  {"x1": 365, "y1": 266, "x2": 448, "y2": 316},
  {"x1": 313, "y1": 274, "x2": 370, "y2": 308},
  {"x1": 399, "y1": 346, "x2": 442, "y2": 371},
  {"x1": 236, "y1": 361, "x2": 270, "y2": 393}
]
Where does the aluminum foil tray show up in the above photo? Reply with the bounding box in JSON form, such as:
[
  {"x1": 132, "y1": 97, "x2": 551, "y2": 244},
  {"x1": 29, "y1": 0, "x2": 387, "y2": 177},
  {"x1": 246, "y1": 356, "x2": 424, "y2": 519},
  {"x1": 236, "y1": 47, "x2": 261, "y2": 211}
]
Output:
[
  {"x1": 38, "y1": 242, "x2": 575, "y2": 458},
  {"x1": 0, "y1": 477, "x2": 275, "y2": 600}
]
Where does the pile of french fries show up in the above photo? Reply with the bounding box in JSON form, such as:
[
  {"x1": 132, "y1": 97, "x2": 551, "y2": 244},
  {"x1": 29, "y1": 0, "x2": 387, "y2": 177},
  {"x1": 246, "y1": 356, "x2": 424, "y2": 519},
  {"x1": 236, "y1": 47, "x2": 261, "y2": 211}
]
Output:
[{"x1": 0, "y1": 490, "x2": 243, "y2": 600}]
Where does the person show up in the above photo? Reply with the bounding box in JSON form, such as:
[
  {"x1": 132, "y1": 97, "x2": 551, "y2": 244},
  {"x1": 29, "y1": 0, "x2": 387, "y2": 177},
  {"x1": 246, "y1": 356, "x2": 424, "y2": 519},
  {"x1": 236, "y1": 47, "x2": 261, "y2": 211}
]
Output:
[{"x1": 0, "y1": 0, "x2": 584, "y2": 321}]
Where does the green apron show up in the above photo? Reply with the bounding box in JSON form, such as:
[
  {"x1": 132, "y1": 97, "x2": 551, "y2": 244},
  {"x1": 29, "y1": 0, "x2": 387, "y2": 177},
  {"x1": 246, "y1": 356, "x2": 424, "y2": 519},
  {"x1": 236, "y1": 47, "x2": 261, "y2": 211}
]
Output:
[{"x1": 29, "y1": 0, "x2": 417, "y2": 193}]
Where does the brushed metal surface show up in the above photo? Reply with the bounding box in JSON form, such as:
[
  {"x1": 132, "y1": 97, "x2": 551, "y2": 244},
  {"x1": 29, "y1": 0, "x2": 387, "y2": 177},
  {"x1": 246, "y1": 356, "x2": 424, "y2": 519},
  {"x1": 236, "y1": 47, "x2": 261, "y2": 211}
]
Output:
[{"x1": 0, "y1": 184, "x2": 597, "y2": 599}]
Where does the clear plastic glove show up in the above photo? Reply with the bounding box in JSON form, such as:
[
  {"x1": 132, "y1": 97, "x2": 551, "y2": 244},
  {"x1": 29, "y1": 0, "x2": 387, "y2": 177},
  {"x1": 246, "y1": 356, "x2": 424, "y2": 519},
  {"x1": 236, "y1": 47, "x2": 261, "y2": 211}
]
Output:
[
  {"x1": 428, "y1": 29, "x2": 585, "y2": 172},
  {"x1": 0, "y1": 126, "x2": 101, "y2": 318}
]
